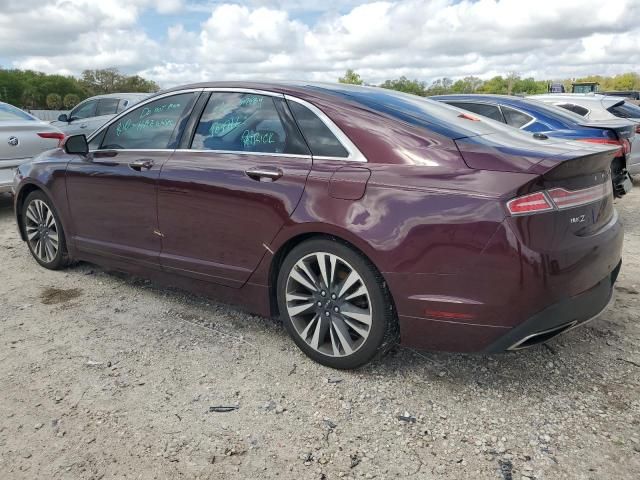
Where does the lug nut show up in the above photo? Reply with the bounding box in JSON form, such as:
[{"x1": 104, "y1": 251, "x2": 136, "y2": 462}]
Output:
[
  {"x1": 321, "y1": 291, "x2": 326, "y2": 297},
  {"x1": 331, "y1": 294, "x2": 337, "y2": 300},
  {"x1": 324, "y1": 311, "x2": 330, "y2": 317},
  {"x1": 334, "y1": 306, "x2": 339, "y2": 313},
  {"x1": 317, "y1": 301, "x2": 322, "y2": 307}
]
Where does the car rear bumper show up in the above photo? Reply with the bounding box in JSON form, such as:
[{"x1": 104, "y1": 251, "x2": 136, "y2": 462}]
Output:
[
  {"x1": 484, "y1": 260, "x2": 620, "y2": 352},
  {"x1": 388, "y1": 209, "x2": 624, "y2": 353}
]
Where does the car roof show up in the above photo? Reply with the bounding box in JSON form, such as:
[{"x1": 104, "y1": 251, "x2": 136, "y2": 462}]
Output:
[
  {"x1": 157, "y1": 81, "x2": 517, "y2": 139},
  {"x1": 529, "y1": 94, "x2": 624, "y2": 109}
]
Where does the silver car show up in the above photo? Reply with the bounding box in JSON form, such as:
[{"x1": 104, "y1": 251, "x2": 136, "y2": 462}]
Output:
[
  {"x1": 1, "y1": 102, "x2": 64, "y2": 193},
  {"x1": 530, "y1": 94, "x2": 640, "y2": 123},
  {"x1": 530, "y1": 94, "x2": 640, "y2": 176},
  {"x1": 51, "y1": 93, "x2": 150, "y2": 136}
]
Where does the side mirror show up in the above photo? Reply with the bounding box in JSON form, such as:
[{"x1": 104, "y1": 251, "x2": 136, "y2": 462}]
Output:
[
  {"x1": 64, "y1": 134, "x2": 88, "y2": 156},
  {"x1": 57, "y1": 113, "x2": 69, "y2": 122}
]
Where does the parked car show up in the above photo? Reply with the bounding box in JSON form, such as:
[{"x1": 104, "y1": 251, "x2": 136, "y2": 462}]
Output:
[
  {"x1": 51, "y1": 93, "x2": 150, "y2": 136},
  {"x1": 13, "y1": 82, "x2": 623, "y2": 368},
  {"x1": 529, "y1": 94, "x2": 640, "y2": 126},
  {"x1": 0, "y1": 102, "x2": 64, "y2": 193},
  {"x1": 432, "y1": 94, "x2": 637, "y2": 194}
]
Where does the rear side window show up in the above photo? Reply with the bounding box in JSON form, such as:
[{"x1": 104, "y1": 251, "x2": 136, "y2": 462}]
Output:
[
  {"x1": 608, "y1": 101, "x2": 640, "y2": 119},
  {"x1": 96, "y1": 98, "x2": 120, "y2": 116},
  {"x1": 288, "y1": 101, "x2": 349, "y2": 158},
  {"x1": 448, "y1": 102, "x2": 505, "y2": 123},
  {"x1": 556, "y1": 103, "x2": 589, "y2": 117},
  {"x1": 100, "y1": 93, "x2": 197, "y2": 150},
  {"x1": 501, "y1": 106, "x2": 534, "y2": 128},
  {"x1": 191, "y1": 93, "x2": 308, "y2": 154}
]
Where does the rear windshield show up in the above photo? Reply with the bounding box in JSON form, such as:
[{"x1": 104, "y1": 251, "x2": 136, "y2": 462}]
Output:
[
  {"x1": 308, "y1": 85, "x2": 510, "y2": 139},
  {"x1": 608, "y1": 101, "x2": 640, "y2": 119},
  {"x1": 520, "y1": 98, "x2": 588, "y2": 125},
  {"x1": 0, "y1": 103, "x2": 36, "y2": 121}
]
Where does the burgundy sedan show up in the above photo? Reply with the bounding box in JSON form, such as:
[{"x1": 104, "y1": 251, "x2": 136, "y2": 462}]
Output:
[{"x1": 13, "y1": 82, "x2": 623, "y2": 369}]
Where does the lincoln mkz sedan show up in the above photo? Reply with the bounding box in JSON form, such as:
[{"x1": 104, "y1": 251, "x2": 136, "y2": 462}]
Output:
[{"x1": 13, "y1": 82, "x2": 623, "y2": 369}]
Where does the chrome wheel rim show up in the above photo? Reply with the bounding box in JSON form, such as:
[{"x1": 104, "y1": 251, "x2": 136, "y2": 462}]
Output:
[
  {"x1": 25, "y1": 199, "x2": 59, "y2": 263},
  {"x1": 285, "y1": 252, "x2": 372, "y2": 357}
]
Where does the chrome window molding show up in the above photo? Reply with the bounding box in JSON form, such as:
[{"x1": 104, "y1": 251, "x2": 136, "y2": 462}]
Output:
[
  {"x1": 87, "y1": 87, "x2": 367, "y2": 163},
  {"x1": 86, "y1": 148, "x2": 312, "y2": 160}
]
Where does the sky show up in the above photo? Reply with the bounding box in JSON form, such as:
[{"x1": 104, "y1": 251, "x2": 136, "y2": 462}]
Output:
[{"x1": 0, "y1": 0, "x2": 639, "y2": 88}]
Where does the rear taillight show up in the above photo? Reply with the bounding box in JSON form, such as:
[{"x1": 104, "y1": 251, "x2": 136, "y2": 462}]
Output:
[
  {"x1": 38, "y1": 132, "x2": 66, "y2": 147},
  {"x1": 507, "y1": 182, "x2": 612, "y2": 216},
  {"x1": 577, "y1": 138, "x2": 624, "y2": 156},
  {"x1": 548, "y1": 182, "x2": 612, "y2": 209},
  {"x1": 506, "y1": 192, "x2": 554, "y2": 215}
]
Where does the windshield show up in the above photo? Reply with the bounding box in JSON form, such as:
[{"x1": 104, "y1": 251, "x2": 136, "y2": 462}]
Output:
[{"x1": 0, "y1": 103, "x2": 36, "y2": 121}]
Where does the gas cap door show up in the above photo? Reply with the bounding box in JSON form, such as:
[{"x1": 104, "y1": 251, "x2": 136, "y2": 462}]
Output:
[{"x1": 328, "y1": 166, "x2": 372, "y2": 200}]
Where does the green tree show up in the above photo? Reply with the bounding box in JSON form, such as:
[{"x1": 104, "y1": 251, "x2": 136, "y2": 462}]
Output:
[
  {"x1": 63, "y1": 93, "x2": 80, "y2": 109},
  {"x1": 338, "y1": 69, "x2": 363, "y2": 85},
  {"x1": 116, "y1": 74, "x2": 160, "y2": 93},
  {"x1": 380, "y1": 76, "x2": 426, "y2": 96},
  {"x1": 46, "y1": 93, "x2": 62, "y2": 109}
]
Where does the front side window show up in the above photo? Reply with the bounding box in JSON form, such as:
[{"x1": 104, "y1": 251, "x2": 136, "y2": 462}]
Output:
[
  {"x1": 100, "y1": 93, "x2": 197, "y2": 150},
  {"x1": 96, "y1": 98, "x2": 120, "y2": 116},
  {"x1": 70, "y1": 100, "x2": 97, "y2": 120},
  {"x1": 448, "y1": 102, "x2": 505, "y2": 123},
  {"x1": 288, "y1": 101, "x2": 348, "y2": 157},
  {"x1": 192, "y1": 92, "x2": 305, "y2": 154},
  {"x1": 501, "y1": 106, "x2": 534, "y2": 128}
]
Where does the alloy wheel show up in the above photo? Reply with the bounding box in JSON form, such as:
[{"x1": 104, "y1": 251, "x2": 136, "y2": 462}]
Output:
[
  {"x1": 285, "y1": 252, "x2": 372, "y2": 357},
  {"x1": 24, "y1": 199, "x2": 59, "y2": 264}
]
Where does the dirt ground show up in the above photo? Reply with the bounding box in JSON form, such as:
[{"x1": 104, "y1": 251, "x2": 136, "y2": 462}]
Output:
[{"x1": 0, "y1": 185, "x2": 639, "y2": 480}]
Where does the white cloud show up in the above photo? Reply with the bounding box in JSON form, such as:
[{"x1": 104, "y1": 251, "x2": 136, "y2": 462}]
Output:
[{"x1": 2, "y1": 0, "x2": 640, "y2": 88}]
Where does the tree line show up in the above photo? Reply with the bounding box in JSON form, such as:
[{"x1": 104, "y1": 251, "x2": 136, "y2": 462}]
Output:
[
  {"x1": 0, "y1": 68, "x2": 160, "y2": 111},
  {"x1": 338, "y1": 70, "x2": 640, "y2": 96}
]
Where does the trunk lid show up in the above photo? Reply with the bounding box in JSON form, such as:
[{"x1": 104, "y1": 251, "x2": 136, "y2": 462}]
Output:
[
  {"x1": 455, "y1": 131, "x2": 619, "y2": 233},
  {"x1": 0, "y1": 121, "x2": 62, "y2": 161}
]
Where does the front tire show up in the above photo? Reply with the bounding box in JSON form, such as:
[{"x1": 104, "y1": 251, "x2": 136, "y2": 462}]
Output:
[
  {"x1": 277, "y1": 238, "x2": 398, "y2": 369},
  {"x1": 22, "y1": 190, "x2": 70, "y2": 270}
]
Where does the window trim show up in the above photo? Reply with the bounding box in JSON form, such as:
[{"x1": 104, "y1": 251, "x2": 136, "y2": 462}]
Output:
[{"x1": 87, "y1": 87, "x2": 367, "y2": 162}]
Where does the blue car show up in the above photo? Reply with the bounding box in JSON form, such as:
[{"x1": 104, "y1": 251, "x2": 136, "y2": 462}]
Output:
[{"x1": 432, "y1": 94, "x2": 636, "y2": 197}]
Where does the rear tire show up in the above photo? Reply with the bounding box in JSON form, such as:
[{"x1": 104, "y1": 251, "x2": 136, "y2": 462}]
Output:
[
  {"x1": 21, "y1": 190, "x2": 70, "y2": 270},
  {"x1": 277, "y1": 238, "x2": 398, "y2": 369}
]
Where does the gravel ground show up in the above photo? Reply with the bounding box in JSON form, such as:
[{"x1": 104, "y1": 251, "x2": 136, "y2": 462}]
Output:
[{"x1": 0, "y1": 186, "x2": 639, "y2": 480}]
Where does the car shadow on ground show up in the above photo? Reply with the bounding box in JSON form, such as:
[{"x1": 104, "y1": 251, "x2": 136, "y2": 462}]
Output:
[
  {"x1": 0, "y1": 193, "x2": 14, "y2": 217},
  {"x1": 3, "y1": 190, "x2": 634, "y2": 397}
]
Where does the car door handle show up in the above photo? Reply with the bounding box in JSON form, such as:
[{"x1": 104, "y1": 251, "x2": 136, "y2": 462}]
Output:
[
  {"x1": 245, "y1": 166, "x2": 283, "y2": 181},
  {"x1": 80, "y1": 124, "x2": 87, "y2": 129},
  {"x1": 129, "y1": 159, "x2": 154, "y2": 171}
]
